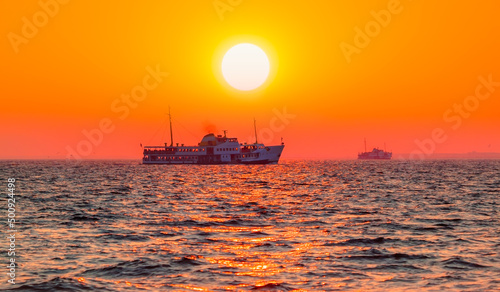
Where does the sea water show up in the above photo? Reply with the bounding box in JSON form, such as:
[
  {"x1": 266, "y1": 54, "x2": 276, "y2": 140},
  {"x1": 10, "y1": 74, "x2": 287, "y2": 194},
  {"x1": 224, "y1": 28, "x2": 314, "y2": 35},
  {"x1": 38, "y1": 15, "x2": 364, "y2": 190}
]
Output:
[{"x1": 1, "y1": 160, "x2": 499, "y2": 291}]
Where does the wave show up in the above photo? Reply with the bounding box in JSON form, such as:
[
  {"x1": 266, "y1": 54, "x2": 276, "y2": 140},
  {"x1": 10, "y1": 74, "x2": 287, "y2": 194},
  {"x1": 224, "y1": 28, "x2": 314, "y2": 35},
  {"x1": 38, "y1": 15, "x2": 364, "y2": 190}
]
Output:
[
  {"x1": 80, "y1": 258, "x2": 172, "y2": 278},
  {"x1": 442, "y1": 257, "x2": 490, "y2": 270},
  {"x1": 94, "y1": 233, "x2": 150, "y2": 242},
  {"x1": 344, "y1": 249, "x2": 431, "y2": 261},
  {"x1": 251, "y1": 282, "x2": 294, "y2": 291},
  {"x1": 325, "y1": 237, "x2": 390, "y2": 246},
  {"x1": 10, "y1": 277, "x2": 111, "y2": 292}
]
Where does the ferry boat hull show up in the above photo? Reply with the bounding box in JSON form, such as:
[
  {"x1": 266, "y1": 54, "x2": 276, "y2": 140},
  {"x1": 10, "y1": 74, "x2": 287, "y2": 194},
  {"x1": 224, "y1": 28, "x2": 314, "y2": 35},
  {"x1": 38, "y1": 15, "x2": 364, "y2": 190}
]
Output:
[
  {"x1": 142, "y1": 112, "x2": 285, "y2": 165},
  {"x1": 142, "y1": 133, "x2": 284, "y2": 165}
]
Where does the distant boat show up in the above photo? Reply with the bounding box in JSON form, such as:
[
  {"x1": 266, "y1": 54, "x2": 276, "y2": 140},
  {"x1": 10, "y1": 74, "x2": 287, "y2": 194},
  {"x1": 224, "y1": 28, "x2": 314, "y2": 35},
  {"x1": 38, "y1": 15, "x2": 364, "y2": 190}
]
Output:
[
  {"x1": 358, "y1": 139, "x2": 392, "y2": 160},
  {"x1": 142, "y1": 109, "x2": 284, "y2": 165}
]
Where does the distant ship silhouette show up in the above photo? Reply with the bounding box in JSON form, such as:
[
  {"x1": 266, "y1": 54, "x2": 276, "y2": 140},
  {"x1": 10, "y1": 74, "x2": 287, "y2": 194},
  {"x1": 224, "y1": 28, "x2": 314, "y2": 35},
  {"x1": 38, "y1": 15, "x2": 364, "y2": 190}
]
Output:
[{"x1": 358, "y1": 139, "x2": 392, "y2": 160}]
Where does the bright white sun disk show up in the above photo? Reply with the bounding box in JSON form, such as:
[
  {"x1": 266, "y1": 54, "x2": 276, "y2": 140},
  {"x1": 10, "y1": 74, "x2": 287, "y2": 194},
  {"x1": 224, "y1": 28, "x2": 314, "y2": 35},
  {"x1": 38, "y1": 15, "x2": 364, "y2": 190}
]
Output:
[{"x1": 222, "y1": 43, "x2": 270, "y2": 91}]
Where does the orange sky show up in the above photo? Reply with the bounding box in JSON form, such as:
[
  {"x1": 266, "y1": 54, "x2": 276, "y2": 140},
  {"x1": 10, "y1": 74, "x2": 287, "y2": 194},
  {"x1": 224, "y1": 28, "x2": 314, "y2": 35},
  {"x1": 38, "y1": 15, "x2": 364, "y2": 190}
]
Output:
[{"x1": 1, "y1": 0, "x2": 499, "y2": 159}]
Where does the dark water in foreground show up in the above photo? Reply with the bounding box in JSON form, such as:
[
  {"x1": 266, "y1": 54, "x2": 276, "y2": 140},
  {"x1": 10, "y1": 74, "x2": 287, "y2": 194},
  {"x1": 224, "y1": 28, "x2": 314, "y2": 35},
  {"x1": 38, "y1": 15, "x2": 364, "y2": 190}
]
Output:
[{"x1": 1, "y1": 160, "x2": 499, "y2": 291}]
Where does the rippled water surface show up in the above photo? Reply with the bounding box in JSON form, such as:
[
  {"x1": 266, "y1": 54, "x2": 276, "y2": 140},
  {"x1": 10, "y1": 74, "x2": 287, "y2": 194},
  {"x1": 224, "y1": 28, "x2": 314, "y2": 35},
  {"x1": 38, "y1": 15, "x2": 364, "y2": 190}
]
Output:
[{"x1": 1, "y1": 160, "x2": 499, "y2": 291}]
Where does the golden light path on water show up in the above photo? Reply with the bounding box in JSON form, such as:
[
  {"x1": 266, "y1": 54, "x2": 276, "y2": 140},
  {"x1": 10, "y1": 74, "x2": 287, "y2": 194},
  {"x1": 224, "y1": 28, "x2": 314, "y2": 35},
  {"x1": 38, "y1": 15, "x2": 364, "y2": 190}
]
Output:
[{"x1": 4, "y1": 160, "x2": 500, "y2": 291}]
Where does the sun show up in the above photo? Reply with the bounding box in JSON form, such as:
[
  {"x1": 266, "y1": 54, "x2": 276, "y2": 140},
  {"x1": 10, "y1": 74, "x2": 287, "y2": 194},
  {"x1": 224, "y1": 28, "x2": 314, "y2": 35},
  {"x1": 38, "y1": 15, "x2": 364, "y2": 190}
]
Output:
[{"x1": 221, "y1": 43, "x2": 270, "y2": 91}]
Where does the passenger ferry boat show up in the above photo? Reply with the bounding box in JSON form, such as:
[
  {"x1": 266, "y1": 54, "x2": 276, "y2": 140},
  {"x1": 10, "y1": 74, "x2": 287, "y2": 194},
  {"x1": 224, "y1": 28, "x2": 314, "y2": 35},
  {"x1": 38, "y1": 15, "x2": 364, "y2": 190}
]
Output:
[
  {"x1": 142, "y1": 111, "x2": 285, "y2": 165},
  {"x1": 358, "y1": 139, "x2": 392, "y2": 160}
]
